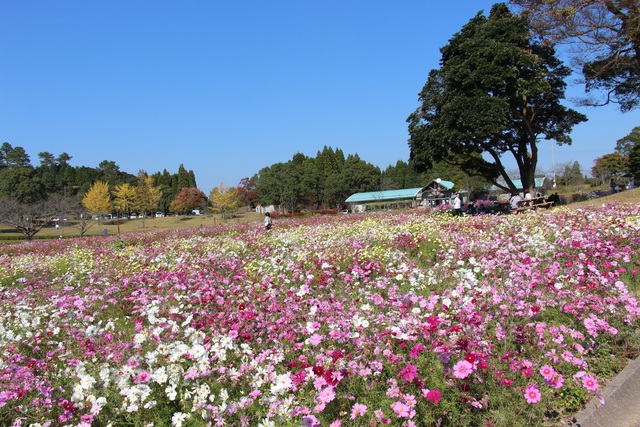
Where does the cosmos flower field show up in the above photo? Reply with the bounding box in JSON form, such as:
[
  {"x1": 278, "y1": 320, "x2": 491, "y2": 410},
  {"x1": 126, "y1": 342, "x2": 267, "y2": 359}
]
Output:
[{"x1": 1, "y1": 204, "x2": 639, "y2": 427}]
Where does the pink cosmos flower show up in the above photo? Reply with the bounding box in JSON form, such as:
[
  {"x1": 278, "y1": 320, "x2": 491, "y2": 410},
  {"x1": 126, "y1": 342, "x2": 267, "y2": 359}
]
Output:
[
  {"x1": 539, "y1": 364, "x2": 555, "y2": 381},
  {"x1": 500, "y1": 378, "x2": 513, "y2": 387},
  {"x1": 409, "y1": 343, "x2": 424, "y2": 359},
  {"x1": 329, "y1": 420, "x2": 342, "y2": 427},
  {"x1": 350, "y1": 403, "x2": 367, "y2": 420},
  {"x1": 391, "y1": 401, "x2": 411, "y2": 418},
  {"x1": 309, "y1": 334, "x2": 323, "y2": 346},
  {"x1": 135, "y1": 371, "x2": 151, "y2": 383},
  {"x1": 317, "y1": 386, "x2": 335, "y2": 404},
  {"x1": 291, "y1": 370, "x2": 307, "y2": 387},
  {"x1": 548, "y1": 373, "x2": 565, "y2": 389},
  {"x1": 524, "y1": 384, "x2": 541, "y2": 404},
  {"x1": 452, "y1": 360, "x2": 474, "y2": 379},
  {"x1": 582, "y1": 375, "x2": 599, "y2": 391},
  {"x1": 400, "y1": 363, "x2": 418, "y2": 381}
]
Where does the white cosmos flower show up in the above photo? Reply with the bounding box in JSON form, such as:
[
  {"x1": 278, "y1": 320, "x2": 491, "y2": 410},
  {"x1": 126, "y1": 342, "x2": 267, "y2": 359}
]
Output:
[
  {"x1": 165, "y1": 384, "x2": 177, "y2": 401},
  {"x1": 191, "y1": 344, "x2": 207, "y2": 361},
  {"x1": 79, "y1": 373, "x2": 96, "y2": 390},
  {"x1": 152, "y1": 367, "x2": 168, "y2": 384},
  {"x1": 171, "y1": 412, "x2": 188, "y2": 427},
  {"x1": 270, "y1": 373, "x2": 292, "y2": 395},
  {"x1": 133, "y1": 333, "x2": 146, "y2": 346},
  {"x1": 352, "y1": 315, "x2": 369, "y2": 328},
  {"x1": 196, "y1": 383, "x2": 210, "y2": 398},
  {"x1": 71, "y1": 384, "x2": 84, "y2": 402}
]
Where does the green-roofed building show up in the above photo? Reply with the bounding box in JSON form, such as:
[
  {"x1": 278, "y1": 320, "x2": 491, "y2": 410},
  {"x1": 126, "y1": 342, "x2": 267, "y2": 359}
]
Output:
[{"x1": 345, "y1": 179, "x2": 457, "y2": 212}]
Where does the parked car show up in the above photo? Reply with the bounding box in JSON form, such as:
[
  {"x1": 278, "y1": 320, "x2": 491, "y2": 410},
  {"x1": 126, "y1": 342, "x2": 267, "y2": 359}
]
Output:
[{"x1": 155, "y1": 212, "x2": 164, "y2": 218}]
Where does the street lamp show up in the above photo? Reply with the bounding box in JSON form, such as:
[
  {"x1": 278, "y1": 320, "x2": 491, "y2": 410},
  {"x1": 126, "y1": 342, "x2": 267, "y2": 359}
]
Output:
[{"x1": 116, "y1": 206, "x2": 120, "y2": 235}]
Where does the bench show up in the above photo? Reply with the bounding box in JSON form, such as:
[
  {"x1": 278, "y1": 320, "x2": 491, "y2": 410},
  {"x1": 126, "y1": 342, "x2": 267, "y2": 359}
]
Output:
[{"x1": 512, "y1": 198, "x2": 554, "y2": 214}]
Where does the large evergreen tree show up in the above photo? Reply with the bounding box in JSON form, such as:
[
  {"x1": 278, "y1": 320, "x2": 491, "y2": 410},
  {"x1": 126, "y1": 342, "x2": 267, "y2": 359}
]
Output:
[
  {"x1": 616, "y1": 126, "x2": 640, "y2": 157},
  {"x1": 511, "y1": 0, "x2": 640, "y2": 111},
  {"x1": 629, "y1": 140, "x2": 640, "y2": 183},
  {"x1": 408, "y1": 3, "x2": 587, "y2": 193}
]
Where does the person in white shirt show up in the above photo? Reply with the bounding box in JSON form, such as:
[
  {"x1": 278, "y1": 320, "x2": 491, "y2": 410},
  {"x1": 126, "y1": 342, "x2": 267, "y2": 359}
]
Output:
[
  {"x1": 453, "y1": 193, "x2": 463, "y2": 216},
  {"x1": 510, "y1": 193, "x2": 522, "y2": 210}
]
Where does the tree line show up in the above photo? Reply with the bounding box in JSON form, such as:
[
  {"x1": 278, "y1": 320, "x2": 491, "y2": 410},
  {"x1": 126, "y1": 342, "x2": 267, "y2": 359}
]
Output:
[
  {"x1": 250, "y1": 146, "x2": 491, "y2": 212},
  {"x1": 0, "y1": 142, "x2": 197, "y2": 208}
]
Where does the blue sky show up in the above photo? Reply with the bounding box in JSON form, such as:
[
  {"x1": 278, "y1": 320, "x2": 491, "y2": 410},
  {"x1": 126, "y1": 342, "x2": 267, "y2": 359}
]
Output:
[{"x1": 1, "y1": 1, "x2": 637, "y2": 194}]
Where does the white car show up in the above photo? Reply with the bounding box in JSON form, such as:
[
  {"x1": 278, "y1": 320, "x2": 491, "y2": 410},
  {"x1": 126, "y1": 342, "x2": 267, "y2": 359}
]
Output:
[{"x1": 155, "y1": 212, "x2": 164, "y2": 218}]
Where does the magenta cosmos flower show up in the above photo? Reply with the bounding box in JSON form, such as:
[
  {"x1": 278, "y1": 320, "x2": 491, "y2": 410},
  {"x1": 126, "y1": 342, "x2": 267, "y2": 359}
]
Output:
[
  {"x1": 582, "y1": 375, "x2": 599, "y2": 391},
  {"x1": 400, "y1": 363, "x2": 418, "y2": 381},
  {"x1": 423, "y1": 389, "x2": 442, "y2": 404},
  {"x1": 539, "y1": 365, "x2": 555, "y2": 381},
  {"x1": 524, "y1": 384, "x2": 542, "y2": 404}
]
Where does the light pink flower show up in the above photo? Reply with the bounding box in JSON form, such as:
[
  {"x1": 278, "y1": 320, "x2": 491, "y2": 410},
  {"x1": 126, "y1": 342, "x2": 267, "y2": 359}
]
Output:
[
  {"x1": 452, "y1": 360, "x2": 474, "y2": 379},
  {"x1": 316, "y1": 386, "x2": 335, "y2": 404},
  {"x1": 391, "y1": 401, "x2": 411, "y2": 418},
  {"x1": 350, "y1": 403, "x2": 367, "y2": 420},
  {"x1": 309, "y1": 333, "x2": 323, "y2": 346}
]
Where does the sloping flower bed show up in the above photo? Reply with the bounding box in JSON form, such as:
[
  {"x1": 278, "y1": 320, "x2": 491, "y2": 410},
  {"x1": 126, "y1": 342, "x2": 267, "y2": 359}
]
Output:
[{"x1": 0, "y1": 204, "x2": 639, "y2": 426}]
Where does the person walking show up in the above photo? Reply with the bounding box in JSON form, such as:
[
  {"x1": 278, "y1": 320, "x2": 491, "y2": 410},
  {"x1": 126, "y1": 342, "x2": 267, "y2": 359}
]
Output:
[
  {"x1": 264, "y1": 212, "x2": 272, "y2": 230},
  {"x1": 610, "y1": 178, "x2": 618, "y2": 194}
]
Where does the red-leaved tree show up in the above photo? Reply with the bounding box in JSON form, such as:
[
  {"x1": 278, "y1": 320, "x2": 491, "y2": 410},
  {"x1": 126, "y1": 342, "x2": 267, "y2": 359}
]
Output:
[{"x1": 169, "y1": 187, "x2": 206, "y2": 215}]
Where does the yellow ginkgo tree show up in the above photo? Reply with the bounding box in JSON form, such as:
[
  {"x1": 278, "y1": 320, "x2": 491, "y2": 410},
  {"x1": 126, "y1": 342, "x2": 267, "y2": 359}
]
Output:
[
  {"x1": 113, "y1": 183, "x2": 136, "y2": 216},
  {"x1": 210, "y1": 182, "x2": 241, "y2": 220},
  {"x1": 82, "y1": 181, "x2": 112, "y2": 223}
]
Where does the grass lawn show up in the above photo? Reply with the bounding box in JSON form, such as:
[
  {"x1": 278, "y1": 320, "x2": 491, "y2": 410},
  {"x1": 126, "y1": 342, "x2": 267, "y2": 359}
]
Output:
[
  {"x1": 1, "y1": 187, "x2": 639, "y2": 243},
  {"x1": 0, "y1": 211, "x2": 264, "y2": 243}
]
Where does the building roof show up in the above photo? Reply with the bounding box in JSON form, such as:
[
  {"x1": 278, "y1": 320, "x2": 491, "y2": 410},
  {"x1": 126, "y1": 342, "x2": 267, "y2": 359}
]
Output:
[
  {"x1": 490, "y1": 177, "x2": 547, "y2": 191},
  {"x1": 424, "y1": 179, "x2": 455, "y2": 190},
  {"x1": 345, "y1": 187, "x2": 423, "y2": 203}
]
